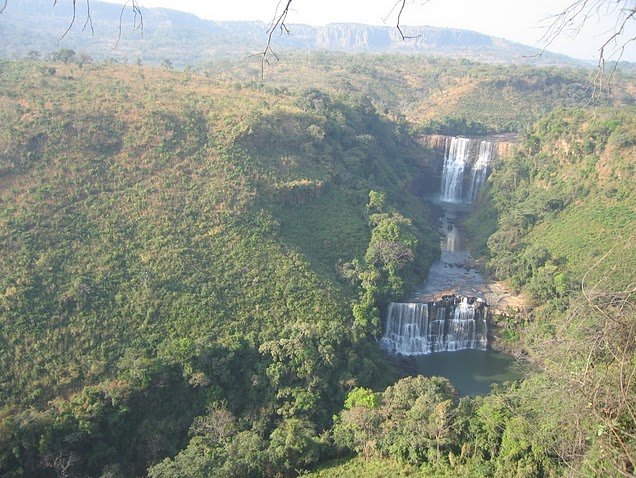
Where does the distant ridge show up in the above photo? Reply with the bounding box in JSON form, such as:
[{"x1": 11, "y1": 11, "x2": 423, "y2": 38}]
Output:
[{"x1": 0, "y1": 0, "x2": 586, "y2": 67}]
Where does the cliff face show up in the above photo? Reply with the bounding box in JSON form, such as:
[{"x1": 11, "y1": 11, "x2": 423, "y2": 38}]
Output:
[
  {"x1": 410, "y1": 134, "x2": 517, "y2": 197},
  {"x1": 310, "y1": 24, "x2": 493, "y2": 51},
  {"x1": 2, "y1": 0, "x2": 583, "y2": 67},
  {"x1": 417, "y1": 134, "x2": 517, "y2": 158}
]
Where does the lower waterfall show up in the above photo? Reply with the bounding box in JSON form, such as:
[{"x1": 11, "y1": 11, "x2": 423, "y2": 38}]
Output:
[{"x1": 379, "y1": 296, "x2": 488, "y2": 355}]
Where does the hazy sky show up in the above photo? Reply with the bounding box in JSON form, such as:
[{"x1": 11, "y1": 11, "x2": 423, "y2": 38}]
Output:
[{"x1": 101, "y1": 0, "x2": 635, "y2": 61}]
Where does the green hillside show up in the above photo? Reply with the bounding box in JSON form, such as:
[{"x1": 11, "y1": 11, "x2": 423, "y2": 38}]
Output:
[
  {"x1": 473, "y1": 107, "x2": 636, "y2": 297},
  {"x1": 1, "y1": 54, "x2": 635, "y2": 478},
  {"x1": 0, "y1": 60, "x2": 437, "y2": 477},
  {"x1": 220, "y1": 53, "x2": 634, "y2": 133},
  {"x1": 305, "y1": 106, "x2": 636, "y2": 478}
]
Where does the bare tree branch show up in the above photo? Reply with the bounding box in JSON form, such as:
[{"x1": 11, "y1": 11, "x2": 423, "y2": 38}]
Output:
[
  {"x1": 598, "y1": 7, "x2": 636, "y2": 72},
  {"x1": 256, "y1": 0, "x2": 293, "y2": 79},
  {"x1": 82, "y1": 0, "x2": 94, "y2": 34},
  {"x1": 540, "y1": 0, "x2": 636, "y2": 94},
  {"x1": 55, "y1": 0, "x2": 77, "y2": 40},
  {"x1": 395, "y1": 0, "x2": 423, "y2": 40},
  {"x1": 1, "y1": 0, "x2": 142, "y2": 44},
  {"x1": 40, "y1": 450, "x2": 78, "y2": 478},
  {"x1": 384, "y1": 0, "x2": 426, "y2": 40},
  {"x1": 116, "y1": 0, "x2": 144, "y2": 48}
]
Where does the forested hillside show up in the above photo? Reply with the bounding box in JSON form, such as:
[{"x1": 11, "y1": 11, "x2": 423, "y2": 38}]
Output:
[
  {"x1": 217, "y1": 53, "x2": 633, "y2": 134},
  {"x1": 0, "y1": 60, "x2": 437, "y2": 477},
  {"x1": 306, "y1": 109, "x2": 636, "y2": 478},
  {"x1": 0, "y1": 54, "x2": 634, "y2": 478}
]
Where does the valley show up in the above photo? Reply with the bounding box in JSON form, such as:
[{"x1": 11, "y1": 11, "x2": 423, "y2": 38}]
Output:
[{"x1": 0, "y1": 6, "x2": 635, "y2": 475}]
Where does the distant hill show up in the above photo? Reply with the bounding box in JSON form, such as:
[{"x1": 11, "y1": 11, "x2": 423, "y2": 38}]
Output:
[{"x1": 0, "y1": 0, "x2": 586, "y2": 67}]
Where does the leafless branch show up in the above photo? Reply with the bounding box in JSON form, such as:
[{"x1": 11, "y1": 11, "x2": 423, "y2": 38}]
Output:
[
  {"x1": 40, "y1": 450, "x2": 78, "y2": 478},
  {"x1": 82, "y1": 0, "x2": 94, "y2": 35},
  {"x1": 1, "y1": 0, "x2": 142, "y2": 44},
  {"x1": 540, "y1": 0, "x2": 636, "y2": 95},
  {"x1": 597, "y1": 7, "x2": 636, "y2": 79},
  {"x1": 256, "y1": 0, "x2": 293, "y2": 79},
  {"x1": 396, "y1": 0, "x2": 422, "y2": 40},
  {"x1": 116, "y1": 0, "x2": 144, "y2": 48},
  {"x1": 55, "y1": 0, "x2": 77, "y2": 40},
  {"x1": 258, "y1": 0, "x2": 426, "y2": 77},
  {"x1": 384, "y1": 0, "x2": 424, "y2": 40}
]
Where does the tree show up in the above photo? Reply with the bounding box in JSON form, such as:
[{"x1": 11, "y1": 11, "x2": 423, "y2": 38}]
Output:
[
  {"x1": 52, "y1": 48, "x2": 76, "y2": 64},
  {"x1": 76, "y1": 52, "x2": 92, "y2": 69},
  {"x1": 344, "y1": 387, "x2": 379, "y2": 410},
  {"x1": 189, "y1": 404, "x2": 237, "y2": 443},
  {"x1": 267, "y1": 418, "x2": 321, "y2": 474},
  {"x1": 40, "y1": 450, "x2": 78, "y2": 478}
]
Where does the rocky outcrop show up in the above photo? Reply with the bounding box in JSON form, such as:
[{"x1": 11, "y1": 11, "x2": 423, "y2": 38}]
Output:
[
  {"x1": 417, "y1": 134, "x2": 517, "y2": 158},
  {"x1": 310, "y1": 24, "x2": 494, "y2": 51},
  {"x1": 3, "y1": 1, "x2": 585, "y2": 67}
]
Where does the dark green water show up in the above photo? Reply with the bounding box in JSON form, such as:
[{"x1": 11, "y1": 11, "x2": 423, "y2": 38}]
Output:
[{"x1": 413, "y1": 349, "x2": 522, "y2": 396}]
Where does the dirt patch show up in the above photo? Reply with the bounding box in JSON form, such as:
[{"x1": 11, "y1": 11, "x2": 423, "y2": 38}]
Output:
[{"x1": 484, "y1": 280, "x2": 528, "y2": 315}]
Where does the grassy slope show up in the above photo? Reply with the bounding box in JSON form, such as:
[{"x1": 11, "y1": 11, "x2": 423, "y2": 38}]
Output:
[
  {"x1": 523, "y1": 112, "x2": 636, "y2": 286},
  {"x1": 466, "y1": 110, "x2": 636, "y2": 282},
  {"x1": 506, "y1": 108, "x2": 634, "y2": 290}
]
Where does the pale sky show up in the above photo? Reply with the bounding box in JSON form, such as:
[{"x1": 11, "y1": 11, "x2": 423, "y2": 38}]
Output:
[{"x1": 101, "y1": 0, "x2": 636, "y2": 61}]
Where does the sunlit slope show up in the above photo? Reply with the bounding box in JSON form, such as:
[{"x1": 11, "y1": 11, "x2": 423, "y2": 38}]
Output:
[
  {"x1": 0, "y1": 62, "x2": 434, "y2": 408},
  {"x1": 238, "y1": 54, "x2": 634, "y2": 133}
]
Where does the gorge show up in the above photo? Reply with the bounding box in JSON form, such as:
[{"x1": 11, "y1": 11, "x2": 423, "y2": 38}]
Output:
[
  {"x1": 1, "y1": 53, "x2": 632, "y2": 477},
  {"x1": 381, "y1": 136, "x2": 519, "y2": 394}
]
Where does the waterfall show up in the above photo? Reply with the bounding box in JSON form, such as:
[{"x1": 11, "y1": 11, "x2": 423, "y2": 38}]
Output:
[
  {"x1": 440, "y1": 138, "x2": 471, "y2": 202},
  {"x1": 379, "y1": 296, "x2": 488, "y2": 355},
  {"x1": 467, "y1": 141, "x2": 493, "y2": 204},
  {"x1": 440, "y1": 138, "x2": 494, "y2": 204}
]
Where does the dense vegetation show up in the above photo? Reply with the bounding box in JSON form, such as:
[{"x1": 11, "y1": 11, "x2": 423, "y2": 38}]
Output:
[
  {"x1": 0, "y1": 52, "x2": 634, "y2": 478},
  {"x1": 224, "y1": 53, "x2": 633, "y2": 134},
  {"x1": 0, "y1": 60, "x2": 438, "y2": 477},
  {"x1": 466, "y1": 107, "x2": 636, "y2": 475},
  {"x1": 309, "y1": 107, "x2": 636, "y2": 478}
]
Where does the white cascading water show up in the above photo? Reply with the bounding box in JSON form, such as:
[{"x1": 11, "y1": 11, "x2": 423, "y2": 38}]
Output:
[
  {"x1": 467, "y1": 140, "x2": 493, "y2": 204},
  {"x1": 440, "y1": 138, "x2": 471, "y2": 202},
  {"x1": 379, "y1": 138, "x2": 495, "y2": 357},
  {"x1": 440, "y1": 138, "x2": 494, "y2": 204},
  {"x1": 379, "y1": 296, "x2": 488, "y2": 355}
]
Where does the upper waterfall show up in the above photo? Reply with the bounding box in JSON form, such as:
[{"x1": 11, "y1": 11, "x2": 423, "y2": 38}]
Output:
[{"x1": 440, "y1": 137, "x2": 495, "y2": 204}]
